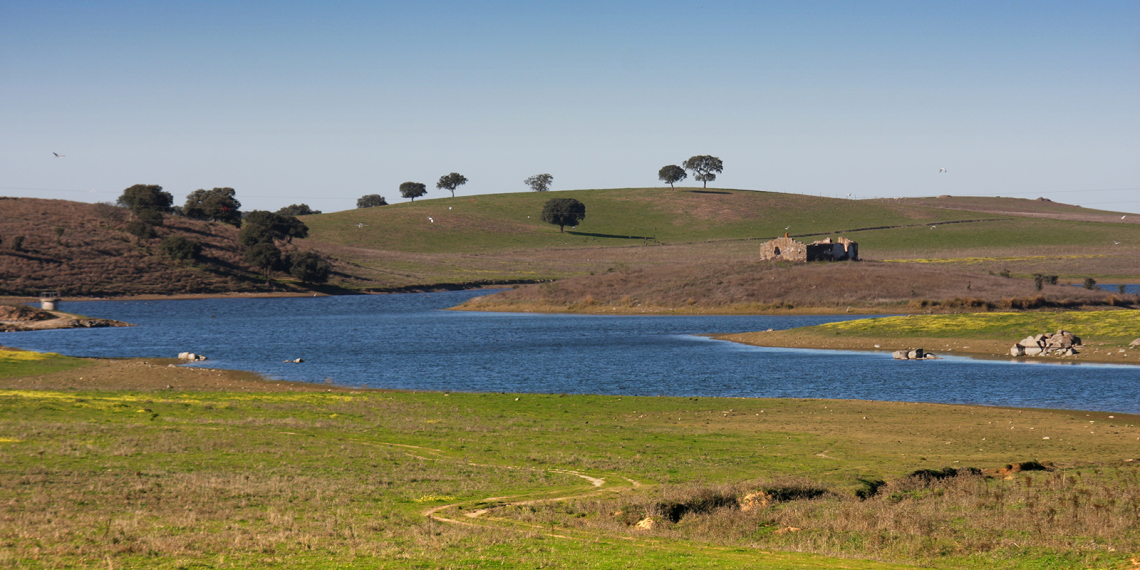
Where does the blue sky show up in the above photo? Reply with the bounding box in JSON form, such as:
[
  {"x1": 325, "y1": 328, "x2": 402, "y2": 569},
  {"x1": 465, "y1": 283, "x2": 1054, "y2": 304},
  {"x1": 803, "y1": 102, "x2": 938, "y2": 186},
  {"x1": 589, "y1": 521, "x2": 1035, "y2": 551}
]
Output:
[{"x1": 2, "y1": 1, "x2": 1137, "y2": 213}]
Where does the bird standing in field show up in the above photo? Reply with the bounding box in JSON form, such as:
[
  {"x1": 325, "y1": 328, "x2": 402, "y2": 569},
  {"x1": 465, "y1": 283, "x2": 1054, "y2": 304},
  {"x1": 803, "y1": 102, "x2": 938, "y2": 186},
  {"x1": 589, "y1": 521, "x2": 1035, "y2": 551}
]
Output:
[{"x1": 428, "y1": 217, "x2": 433, "y2": 223}]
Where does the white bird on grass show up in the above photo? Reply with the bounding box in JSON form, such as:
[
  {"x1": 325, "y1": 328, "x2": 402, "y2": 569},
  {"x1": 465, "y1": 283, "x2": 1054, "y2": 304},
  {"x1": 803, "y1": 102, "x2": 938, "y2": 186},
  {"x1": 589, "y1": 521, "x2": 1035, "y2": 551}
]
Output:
[
  {"x1": 428, "y1": 217, "x2": 433, "y2": 223},
  {"x1": 1123, "y1": 215, "x2": 1128, "y2": 219},
  {"x1": 930, "y1": 226, "x2": 936, "y2": 229},
  {"x1": 1113, "y1": 241, "x2": 1120, "y2": 245}
]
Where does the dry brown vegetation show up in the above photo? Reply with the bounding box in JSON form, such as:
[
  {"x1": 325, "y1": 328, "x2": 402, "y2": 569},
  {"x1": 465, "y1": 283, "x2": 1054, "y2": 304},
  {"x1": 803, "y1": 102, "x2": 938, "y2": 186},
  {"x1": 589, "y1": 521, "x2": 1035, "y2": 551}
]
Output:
[
  {"x1": 458, "y1": 261, "x2": 1139, "y2": 314},
  {"x1": 0, "y1": 198, "x2": 314, "y2": 296},
  {"x1": 509, "y1": 465, "x2": 1140, "y2": 565}
]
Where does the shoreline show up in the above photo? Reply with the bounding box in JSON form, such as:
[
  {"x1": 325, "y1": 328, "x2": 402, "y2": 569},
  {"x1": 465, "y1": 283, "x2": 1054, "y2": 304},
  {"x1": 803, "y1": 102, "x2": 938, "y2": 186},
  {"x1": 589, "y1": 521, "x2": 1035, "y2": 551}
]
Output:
[{"x1": 711, "y1": 329, "x2": 1140, "y2": 366}]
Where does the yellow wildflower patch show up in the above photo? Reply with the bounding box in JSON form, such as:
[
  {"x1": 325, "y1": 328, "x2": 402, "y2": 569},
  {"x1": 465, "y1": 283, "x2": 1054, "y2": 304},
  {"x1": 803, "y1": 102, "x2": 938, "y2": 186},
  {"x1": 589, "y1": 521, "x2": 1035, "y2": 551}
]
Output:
[
  {"x1": 414, "y1": 495, "x2": 456, "y2": 503},
  {"x1": 0, "y1": 349, "x2": 66, "y2": 362},
  {"x1": 0, "y1": 437, "x2": 22, "y2": 443}
]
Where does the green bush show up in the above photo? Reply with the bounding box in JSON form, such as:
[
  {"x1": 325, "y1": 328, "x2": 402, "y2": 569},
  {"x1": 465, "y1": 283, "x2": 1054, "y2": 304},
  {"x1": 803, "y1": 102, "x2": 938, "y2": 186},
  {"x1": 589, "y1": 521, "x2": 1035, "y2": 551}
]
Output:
[
  {"x1": 159, "y1": 236, "x2": 202, "y2": 262},
  {"x1": 124, "y1": 221, "x2": 155, "y2": 240},
  {"x1": 288, "y1": 251, "x2": 332, "y2": 284}
]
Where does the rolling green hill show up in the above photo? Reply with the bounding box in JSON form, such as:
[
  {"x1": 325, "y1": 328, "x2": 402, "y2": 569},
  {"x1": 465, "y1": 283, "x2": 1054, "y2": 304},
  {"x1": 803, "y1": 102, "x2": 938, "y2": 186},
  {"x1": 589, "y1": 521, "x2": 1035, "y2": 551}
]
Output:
[
  {"x1": 305, "y1": 187, "x2": 1137, "y2": 254},
  {"x1": 297, "y1": 188, "x2": 1139, "y2": 292}
]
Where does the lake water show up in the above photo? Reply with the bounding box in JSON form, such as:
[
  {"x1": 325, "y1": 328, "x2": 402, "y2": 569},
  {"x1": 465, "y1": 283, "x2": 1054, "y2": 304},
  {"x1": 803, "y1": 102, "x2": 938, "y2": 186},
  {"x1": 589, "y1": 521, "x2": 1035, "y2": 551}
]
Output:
[{"x1": 5, "y1": 291, "x2": 1139, "y2": 414}]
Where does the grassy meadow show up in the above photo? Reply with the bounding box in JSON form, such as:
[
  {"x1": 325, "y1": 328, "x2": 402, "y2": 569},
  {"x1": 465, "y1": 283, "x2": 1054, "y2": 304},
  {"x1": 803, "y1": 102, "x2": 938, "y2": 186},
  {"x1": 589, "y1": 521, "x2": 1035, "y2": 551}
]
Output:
[
  {"x1": 2, "y1": 352, "x2": 1139, "y2": 569},
  {"x1": 293, "y1": 187, "x2": 1140, "y2": 294}
]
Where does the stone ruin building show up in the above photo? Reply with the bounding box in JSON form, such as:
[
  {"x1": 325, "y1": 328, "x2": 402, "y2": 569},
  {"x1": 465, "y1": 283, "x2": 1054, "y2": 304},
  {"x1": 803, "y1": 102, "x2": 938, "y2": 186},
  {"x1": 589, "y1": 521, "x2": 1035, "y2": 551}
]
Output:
[{"x1": 758, "y1": 234, "x2": 858, "y2": 262}]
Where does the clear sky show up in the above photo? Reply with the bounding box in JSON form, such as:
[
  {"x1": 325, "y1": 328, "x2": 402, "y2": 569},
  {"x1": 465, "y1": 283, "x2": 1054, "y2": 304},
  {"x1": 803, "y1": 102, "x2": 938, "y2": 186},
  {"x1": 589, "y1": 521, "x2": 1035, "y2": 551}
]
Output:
[{"x1": 2, "y1": 1, "x2": 1137, "y2": 213}]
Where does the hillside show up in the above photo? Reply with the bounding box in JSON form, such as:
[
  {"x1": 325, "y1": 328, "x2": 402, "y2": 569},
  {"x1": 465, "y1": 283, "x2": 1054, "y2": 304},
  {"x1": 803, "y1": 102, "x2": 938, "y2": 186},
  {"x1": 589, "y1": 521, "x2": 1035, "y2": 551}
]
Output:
[
  {"x1": 3, "y1": 190, "x2": 1138, "y2": 300},
  {"x1": 0, "y1": 198, "x2": 320, "y2": 297},
  {"x1": 302, "y1": 187, "x2": 1140, "y2": 291}
]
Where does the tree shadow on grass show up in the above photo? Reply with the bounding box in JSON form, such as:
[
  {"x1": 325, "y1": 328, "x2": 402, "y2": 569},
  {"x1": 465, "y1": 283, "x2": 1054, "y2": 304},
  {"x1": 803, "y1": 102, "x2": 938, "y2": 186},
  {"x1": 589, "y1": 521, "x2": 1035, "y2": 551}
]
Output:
[
  {"x1": 566, "y1": 231, "x2": 654, "y2": 240},
  {"x1": 686, "y1": 190, "x2": 732, "y2": 195}
]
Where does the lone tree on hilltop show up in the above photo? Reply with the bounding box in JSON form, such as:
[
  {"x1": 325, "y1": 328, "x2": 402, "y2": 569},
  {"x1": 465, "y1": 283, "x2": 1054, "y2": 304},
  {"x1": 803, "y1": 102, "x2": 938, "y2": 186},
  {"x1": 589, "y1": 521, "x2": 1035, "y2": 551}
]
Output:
[
  {"x1": 436, "y1": 172, "x2": 468, "y2": 198},
  {"x1": 682, "y1": 155, "x2": 723, "y2": 188},
  {"x1": 276, "y1": 204, "x2": 321, "y2": 216},
  {"x1": 117, "y1": 184, "x2": 173, "y2": 218},
  {"x1": 400, "y1": 182, "x2": 427, "y2": 201},
  {"x1": 525, "y1": 173, "x2": 553, "y2": 192},
  {"x1": 541, "y1": 198, "x2": 586, "y2": 233},
  {"x1": 184, "y1": 187, "x2": 242, "y2": 226},
  {"x1": 357, "y1": 194, "x2": 388, "y2": 208},
  {"x1": 658, "y1": 165, "x2": 687, "y2": 189}
]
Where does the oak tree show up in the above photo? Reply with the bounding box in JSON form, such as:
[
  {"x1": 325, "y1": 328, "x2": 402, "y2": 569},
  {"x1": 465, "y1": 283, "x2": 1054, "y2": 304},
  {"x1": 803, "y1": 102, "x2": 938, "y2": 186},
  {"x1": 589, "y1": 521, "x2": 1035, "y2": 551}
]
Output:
[
  {"x1": 682, "y1": 155, "x2": 723, "y2": 188},
  {"x1": 541, "y1": 198, "x2": 586, "y2": 233},
  {"x1": 658, "y1": 165, "x2": 687, "y2": 189},
  {"x1": 436, "y1": 172, "x2": 468, "y2": 198},
  {"x1": 400, "y1": 182, "x2": 427, "y2": 201}
]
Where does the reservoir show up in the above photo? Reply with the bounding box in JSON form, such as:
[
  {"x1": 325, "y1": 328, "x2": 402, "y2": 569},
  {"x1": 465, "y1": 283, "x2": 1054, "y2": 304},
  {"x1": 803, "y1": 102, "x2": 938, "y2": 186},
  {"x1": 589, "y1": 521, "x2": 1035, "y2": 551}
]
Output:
[{"x1": 6, "y1": 290, "x2": 1139, "y2": 414}]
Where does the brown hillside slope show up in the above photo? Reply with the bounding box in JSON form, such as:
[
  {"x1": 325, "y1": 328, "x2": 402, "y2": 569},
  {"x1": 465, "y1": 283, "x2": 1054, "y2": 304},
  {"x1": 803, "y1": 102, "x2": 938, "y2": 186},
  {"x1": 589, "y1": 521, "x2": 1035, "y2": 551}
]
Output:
[
  {"x1": 457, "y1": 261, "x2": 1139, "y2": 314},
  {"x1": 0, "y1": 197, "x2": 287, "y2": 296}
]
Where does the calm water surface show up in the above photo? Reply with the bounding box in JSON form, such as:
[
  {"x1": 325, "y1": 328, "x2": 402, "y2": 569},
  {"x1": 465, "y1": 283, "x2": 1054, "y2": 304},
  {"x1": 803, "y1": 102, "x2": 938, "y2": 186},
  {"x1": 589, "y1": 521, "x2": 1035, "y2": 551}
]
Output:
[{"x1": 6, "y1": 291, "x2": 1138, "y2": 414}]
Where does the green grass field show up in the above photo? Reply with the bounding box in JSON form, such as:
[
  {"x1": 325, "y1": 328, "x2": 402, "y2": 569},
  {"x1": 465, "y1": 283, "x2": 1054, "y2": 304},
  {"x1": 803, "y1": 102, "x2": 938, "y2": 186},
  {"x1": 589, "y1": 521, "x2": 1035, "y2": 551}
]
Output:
[
  {"x1": 0, "y1": 348, "x2": 89, "y2": 379},
  {"x1": 815, "y1": 309, "x2": 1140, "y2": 343},
  {"x1": 2, "y1": 378, "x2": 1137, "y2": 569}
]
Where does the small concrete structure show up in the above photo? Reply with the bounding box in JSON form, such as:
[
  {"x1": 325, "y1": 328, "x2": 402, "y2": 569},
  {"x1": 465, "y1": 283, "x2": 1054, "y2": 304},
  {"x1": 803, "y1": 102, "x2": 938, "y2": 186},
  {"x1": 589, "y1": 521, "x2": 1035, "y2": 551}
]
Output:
[
  {"x1": 39, "y1": 291, "x2": 61, "y2": 311},
  {"x1": 757, "y1": 235, "x2": 807, "y2": 262}
]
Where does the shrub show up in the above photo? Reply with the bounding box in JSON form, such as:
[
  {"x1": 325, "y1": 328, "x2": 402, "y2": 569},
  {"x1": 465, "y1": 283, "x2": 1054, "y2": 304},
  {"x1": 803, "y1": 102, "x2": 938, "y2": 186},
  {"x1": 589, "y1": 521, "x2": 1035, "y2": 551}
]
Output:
[
  {"x1": 124, "y1": 221, "x2": 155, "y2": 240},
  {"x1": 288, "y1": 251, "x2": 332, "y2": 284},
  {"x1": 159, "y1": 236, "x2": 202, "y2": 262},
  {"x1": 1083, "y1": 277, "x2": 1097, "y2": 290}
]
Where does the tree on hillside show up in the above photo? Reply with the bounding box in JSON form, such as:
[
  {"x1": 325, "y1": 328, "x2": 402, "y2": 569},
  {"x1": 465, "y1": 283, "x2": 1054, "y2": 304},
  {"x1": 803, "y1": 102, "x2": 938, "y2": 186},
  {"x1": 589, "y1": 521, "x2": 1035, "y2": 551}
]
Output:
[
  {"x1": 682, "y1": 155, "x2": 723, "y2": 188},
  {"x1": 436, "y1": 172, "x2": 468, "y2": 198},
  {"x1": 244, "y1": 242, "x2": 282, "y2": 281},
  {"x1": 240, "y1": 211, "x2": 308, "y2": 245},
  {"x1": 357, "y1": 194, "x2": 388, "y2": 208},
  {"x1": 288, "y1": 251, "x2": 332, "y2": 284},
  {"x1": 159, "y1": 235, "x2": 202, "y2": 262},
  {"x1": 117, "y1": 184, "x2": 173, "y2": 217},
  {"x1": 658, "y1": 165, "x2": 687, "y2": 189},
  {"x1": 135, "y1": 208, "x2": 165, "y2": 227},
  {"x1": 183, "y1": 187, "x2": 242, "y2": 226},
  {"x1": 400, "y1": 182, "x2": 427, "y2": 201},
  {"x1": 525, "y1": 173, "x2": 553, "y2": 192},
  {"x1": 541, "y1": 198, "x2": 586, "y2": 233},
  {"x1": 276, "y1": 204, "x2": 321, "y2": 216}
]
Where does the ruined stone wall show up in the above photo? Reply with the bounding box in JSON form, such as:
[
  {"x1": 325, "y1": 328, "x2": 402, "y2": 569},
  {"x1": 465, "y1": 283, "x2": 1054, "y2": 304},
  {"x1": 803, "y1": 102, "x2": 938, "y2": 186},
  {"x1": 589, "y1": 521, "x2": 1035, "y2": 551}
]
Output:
[{"x1": 758, "y1": 237, "x2": 806, "y2": 261}]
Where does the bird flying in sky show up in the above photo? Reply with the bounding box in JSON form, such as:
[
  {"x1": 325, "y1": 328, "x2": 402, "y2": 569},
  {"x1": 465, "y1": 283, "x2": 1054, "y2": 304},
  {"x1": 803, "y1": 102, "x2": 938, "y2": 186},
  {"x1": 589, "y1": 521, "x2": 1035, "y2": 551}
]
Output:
[
  {"x1": 939, "y1": 168, "x2": 947, "y2": 173},
  {"x1": 53, "y1": 152, "x2": 64, "y2": 158}
]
